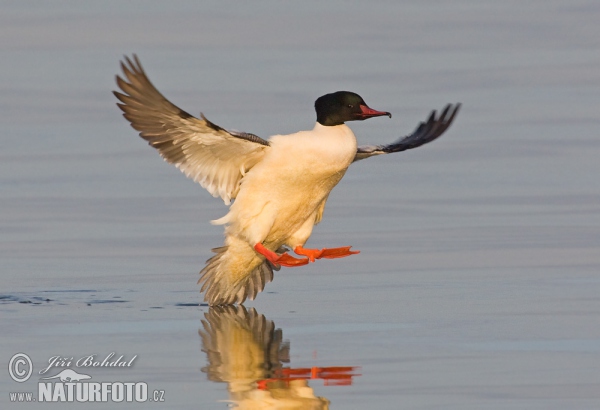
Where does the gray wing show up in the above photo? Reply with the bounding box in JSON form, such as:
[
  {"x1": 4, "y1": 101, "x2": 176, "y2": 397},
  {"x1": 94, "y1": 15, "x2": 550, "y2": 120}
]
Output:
[
  {"x1": 353, "y1": 103, "x2": 460, "y2": 162},
  {"x1": 114, "y1": 55, "x2": 270, "y2": 205}
]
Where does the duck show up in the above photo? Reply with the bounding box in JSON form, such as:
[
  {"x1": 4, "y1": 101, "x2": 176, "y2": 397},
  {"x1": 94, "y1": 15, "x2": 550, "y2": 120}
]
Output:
[{"x1": 114, "y1": 55, "x2": 460, "y2": 306}]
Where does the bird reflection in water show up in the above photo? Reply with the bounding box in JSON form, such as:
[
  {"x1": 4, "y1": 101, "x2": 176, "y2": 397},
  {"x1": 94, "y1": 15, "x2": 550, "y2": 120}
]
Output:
[{"x1": 199, "y1": 306, "x2": 358, "y2": 409}]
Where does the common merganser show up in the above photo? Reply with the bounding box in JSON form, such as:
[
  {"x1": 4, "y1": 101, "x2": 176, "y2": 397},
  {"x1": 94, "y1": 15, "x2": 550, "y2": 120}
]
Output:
[{"x1": 114, "y1": 55, "x2": 460, "y2": 306}]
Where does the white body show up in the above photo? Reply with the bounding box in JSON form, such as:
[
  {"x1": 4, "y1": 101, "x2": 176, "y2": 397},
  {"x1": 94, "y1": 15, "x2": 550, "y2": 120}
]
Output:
[
  {"x1": 201, "y1": 123, "x2": 357, "y2": 305},
  {"x1": 217, "y1": 122, "x2": 357, "y2": 248}
]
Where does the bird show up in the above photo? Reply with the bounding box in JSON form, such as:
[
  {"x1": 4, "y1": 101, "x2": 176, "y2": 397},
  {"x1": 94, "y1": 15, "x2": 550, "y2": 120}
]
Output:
[{"x1": 114, "y1": 55, "x2": 460, "y2": 306}]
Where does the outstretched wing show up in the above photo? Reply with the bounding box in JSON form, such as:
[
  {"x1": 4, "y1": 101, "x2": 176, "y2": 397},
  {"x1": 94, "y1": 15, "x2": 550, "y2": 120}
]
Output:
[
  {"x1": 114, "y1": 55, "x2": 270, "y2": 205},
  {"x1": 353, "y1": 103, "x2": 460, "y2": 162}
]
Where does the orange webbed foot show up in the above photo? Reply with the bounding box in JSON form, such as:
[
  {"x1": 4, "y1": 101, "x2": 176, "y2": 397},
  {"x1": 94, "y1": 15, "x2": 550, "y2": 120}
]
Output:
[
  {"x1": 275, "y1": 252, "x2": 310, "y2": 267},
  {"x1": 294, "y1": 246, "x2": 360, "y2": 261},
  {"x1": 293, "y1": 246, "x2": 323, "y2": 262},
  {"x1": 254, "y1": 243, "x2": 309, "y2": 268},
  {"x1": 318, "y1": 246, "x2": 360, "y2": 259}
]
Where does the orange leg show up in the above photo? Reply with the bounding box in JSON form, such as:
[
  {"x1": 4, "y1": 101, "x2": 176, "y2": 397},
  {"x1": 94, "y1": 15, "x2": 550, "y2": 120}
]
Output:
[
  {"x1": 294, "y1": 245, "x2": 360, "y2": 262},
  {"x1": 254, "y1": 243, "x2": 309, "y2": 268}
]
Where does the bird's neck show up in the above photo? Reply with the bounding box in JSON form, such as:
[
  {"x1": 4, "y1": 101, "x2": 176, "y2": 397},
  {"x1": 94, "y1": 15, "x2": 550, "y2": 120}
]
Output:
[{"x1": 312, "y1": 122, "x2": 351, "y2": 134}]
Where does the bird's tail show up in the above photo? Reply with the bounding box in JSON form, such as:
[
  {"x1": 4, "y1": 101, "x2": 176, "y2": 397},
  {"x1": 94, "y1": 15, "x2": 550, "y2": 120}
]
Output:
[{"x1": 199, "y1": 235, "x2": 277, "y2": 306}]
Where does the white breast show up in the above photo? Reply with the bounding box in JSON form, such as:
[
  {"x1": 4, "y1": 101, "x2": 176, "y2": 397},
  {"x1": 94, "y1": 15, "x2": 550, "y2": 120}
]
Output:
[
  {"x1": 221, "y1": 123, "x2": 358, "y2": 245},
  {"x1": 267, "y1": 122, "x2": 357, "y2": 175}
]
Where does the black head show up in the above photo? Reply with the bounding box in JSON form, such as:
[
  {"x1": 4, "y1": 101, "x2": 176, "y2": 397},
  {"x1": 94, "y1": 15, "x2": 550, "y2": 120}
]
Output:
[{"x1": 314, "y1": 91, "x2": 391, "y2": 126}]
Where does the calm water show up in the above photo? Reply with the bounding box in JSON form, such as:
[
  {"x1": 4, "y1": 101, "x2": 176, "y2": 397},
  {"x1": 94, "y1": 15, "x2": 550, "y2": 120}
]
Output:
[{"x1": 1, "y1": 1, "x2": 599, "y2": 408}]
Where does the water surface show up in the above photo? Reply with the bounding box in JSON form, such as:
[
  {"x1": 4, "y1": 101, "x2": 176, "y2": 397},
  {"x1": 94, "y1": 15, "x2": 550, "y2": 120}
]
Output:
[{"x1": 1, "y1": 1, "x2": 599, "y2": 409}]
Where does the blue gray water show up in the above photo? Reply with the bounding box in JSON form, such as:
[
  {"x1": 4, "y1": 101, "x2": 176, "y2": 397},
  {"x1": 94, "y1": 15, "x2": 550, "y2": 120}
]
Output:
[{"x1": 1, "y1": 1, "x2": 599, "y2": 408}]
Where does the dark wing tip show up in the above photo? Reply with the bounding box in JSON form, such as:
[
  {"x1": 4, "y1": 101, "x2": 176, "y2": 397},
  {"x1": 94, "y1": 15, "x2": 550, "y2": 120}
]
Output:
[
  {"x1": 448, "y1": 102, "x2": 461, "y2": 122},
  {"x1": 355, "y1": 102, "x2": 461, "y2": 160}
]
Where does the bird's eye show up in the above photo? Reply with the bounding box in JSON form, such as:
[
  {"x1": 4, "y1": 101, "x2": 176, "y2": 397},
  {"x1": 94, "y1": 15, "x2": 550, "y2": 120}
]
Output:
[{"x1": 348, "y1": 104, "x2": 354, "y2": 108}]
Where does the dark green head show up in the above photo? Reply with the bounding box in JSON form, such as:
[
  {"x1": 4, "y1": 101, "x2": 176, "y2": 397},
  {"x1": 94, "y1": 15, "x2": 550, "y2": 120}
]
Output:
[{"x1": 314, "y1": 91, "x2": 391, "y2": 126}]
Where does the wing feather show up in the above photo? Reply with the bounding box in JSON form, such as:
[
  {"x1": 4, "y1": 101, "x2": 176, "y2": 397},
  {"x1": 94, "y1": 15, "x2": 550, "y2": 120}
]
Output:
[
  {"x1": 114, "y1": 55, "x2": 269, "y2": 204},
  {"x1": 353, "y1": 103, "x2": 460, "y2": 162}
]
